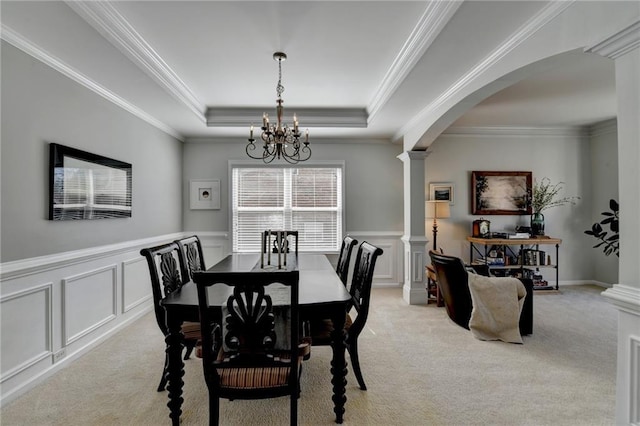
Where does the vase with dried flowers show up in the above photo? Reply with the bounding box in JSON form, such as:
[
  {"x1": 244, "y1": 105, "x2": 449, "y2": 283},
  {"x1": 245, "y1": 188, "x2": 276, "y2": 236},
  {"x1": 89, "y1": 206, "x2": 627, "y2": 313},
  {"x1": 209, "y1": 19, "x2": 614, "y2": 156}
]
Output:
[{"x1": 531, "y1": 177, "x2": 580, "y2": 236}]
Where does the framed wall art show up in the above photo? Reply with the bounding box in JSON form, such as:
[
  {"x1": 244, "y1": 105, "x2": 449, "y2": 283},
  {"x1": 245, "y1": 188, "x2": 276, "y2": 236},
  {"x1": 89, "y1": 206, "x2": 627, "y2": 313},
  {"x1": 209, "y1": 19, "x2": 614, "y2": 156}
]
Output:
[
  {"x1": 190, "y1": 179, "x2": 220, "y2": 210},
  {"x1": 429, "y1": 182, "x2": 454, "y2": 204},
  {"x1": 471, "y1": 171, "x2": 531, "y2": 215}
]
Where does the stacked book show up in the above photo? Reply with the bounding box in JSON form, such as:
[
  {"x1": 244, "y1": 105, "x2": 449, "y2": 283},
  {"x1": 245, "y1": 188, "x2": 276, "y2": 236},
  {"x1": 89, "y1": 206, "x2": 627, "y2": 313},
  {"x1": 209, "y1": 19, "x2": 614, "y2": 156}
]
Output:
[{"x1": 508, "y1": 232, "x2": 530, "y2": 239}]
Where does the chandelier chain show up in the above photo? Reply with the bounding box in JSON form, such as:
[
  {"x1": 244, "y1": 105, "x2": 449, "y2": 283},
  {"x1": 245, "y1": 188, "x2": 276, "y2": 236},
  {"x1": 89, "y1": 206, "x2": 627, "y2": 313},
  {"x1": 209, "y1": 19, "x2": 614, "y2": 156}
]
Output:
[{"x1": 276, "y1": 57, "x2": 284, "y2": 98}]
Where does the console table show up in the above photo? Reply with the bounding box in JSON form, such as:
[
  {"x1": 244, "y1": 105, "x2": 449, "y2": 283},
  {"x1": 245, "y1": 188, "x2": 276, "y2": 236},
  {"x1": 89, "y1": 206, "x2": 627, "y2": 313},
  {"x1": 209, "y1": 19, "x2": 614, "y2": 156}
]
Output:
[{"x1": 467, "y1": 236, "x2": 562, "y2": 290}]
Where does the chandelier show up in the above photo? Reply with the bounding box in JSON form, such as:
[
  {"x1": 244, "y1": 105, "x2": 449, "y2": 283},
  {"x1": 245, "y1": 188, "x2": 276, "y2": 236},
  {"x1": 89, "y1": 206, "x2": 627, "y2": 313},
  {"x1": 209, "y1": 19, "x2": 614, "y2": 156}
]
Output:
[{"x1": 246, "y1": 52, "x2": 311, "y2": 163}]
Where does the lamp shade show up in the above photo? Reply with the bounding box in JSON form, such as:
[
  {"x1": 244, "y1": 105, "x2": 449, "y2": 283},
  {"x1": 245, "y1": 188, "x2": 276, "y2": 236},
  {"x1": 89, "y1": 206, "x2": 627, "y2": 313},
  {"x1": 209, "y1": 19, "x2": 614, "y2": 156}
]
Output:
[{"x1": 426, "y1": 200, "x2": 451, "y2": 219}]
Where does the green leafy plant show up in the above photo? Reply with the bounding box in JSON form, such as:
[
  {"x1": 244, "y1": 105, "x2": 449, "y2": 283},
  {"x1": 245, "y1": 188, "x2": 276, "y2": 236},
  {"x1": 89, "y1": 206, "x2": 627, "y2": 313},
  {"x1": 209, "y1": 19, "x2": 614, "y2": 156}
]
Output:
[
  {"x1": 584, "y1": 199, "x2": 619, "y2": 257},
  {"x1": 531, "y1": 177, "x2": 580, "y2": 212}
]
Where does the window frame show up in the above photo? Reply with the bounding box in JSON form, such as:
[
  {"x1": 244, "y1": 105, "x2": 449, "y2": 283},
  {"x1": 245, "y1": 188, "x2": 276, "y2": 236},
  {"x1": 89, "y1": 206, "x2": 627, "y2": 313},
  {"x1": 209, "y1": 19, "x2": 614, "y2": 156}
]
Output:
[{"x1": 228, "y1": 160, "x2": 346, "y2": 253}]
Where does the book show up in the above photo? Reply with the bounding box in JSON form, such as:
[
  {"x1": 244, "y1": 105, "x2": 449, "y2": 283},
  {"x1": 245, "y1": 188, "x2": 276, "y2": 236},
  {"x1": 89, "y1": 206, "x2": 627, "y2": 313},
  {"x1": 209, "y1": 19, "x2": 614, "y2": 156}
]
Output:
[{"x1": 508, "y1": 232, "x2": 530, "y2": 239}]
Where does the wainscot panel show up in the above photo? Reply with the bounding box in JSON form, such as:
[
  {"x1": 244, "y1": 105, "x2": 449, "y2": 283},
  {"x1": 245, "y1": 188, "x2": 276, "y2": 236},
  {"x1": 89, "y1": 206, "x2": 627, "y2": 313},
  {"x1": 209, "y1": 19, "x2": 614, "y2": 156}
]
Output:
[{"x1": 0, "y1": 232, "x2": 184, "y2": 406}]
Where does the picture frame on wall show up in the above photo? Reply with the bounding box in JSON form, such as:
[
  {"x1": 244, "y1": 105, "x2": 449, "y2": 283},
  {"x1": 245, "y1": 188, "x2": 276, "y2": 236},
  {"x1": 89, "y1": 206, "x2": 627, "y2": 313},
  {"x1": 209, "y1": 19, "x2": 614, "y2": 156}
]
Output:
[
  {"x1": 471, "y1": 171, "x2": 531, "y2": 215},
  {"x1": 190, "y1": 179, "x2": 220, "y2": 210},
  {"x1": 429, "y1": 182, "x2": 454, "y2": 204}
]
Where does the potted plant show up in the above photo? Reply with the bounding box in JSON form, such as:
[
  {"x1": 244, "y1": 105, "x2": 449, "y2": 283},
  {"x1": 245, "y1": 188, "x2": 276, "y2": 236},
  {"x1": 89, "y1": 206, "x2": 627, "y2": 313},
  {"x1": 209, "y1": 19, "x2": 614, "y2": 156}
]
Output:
[
  {"x1": 531, "y1": 178, "x2": 580, "y2": 236},
  {"x1": 584, "y1": 199, "x2": 619, "y2": 256}
]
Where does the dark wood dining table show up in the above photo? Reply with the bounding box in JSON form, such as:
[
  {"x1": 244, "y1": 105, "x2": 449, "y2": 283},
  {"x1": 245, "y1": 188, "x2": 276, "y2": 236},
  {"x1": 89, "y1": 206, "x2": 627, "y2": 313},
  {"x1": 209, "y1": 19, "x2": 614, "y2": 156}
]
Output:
[{"x1": 160, "y1": 253, "x2": 352, "y2": 424}]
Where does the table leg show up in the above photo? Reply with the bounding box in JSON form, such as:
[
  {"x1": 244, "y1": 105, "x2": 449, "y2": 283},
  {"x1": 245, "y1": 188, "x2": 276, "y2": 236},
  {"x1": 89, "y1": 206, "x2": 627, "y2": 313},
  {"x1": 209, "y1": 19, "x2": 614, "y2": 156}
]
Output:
[
  {"x1": 330, "y1": 310, "x2": 347, "y2": 424},
  {"x1": 165, "y1": 317, "x2": 185, "y2": 426}
]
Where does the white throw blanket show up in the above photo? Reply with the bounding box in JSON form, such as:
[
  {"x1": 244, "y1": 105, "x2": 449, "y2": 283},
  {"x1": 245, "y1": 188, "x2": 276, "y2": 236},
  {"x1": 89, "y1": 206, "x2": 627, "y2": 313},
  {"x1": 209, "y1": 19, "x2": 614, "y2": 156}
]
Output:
[{"x1": 467, "y1": 274, "x2": 526, "y2": 344}]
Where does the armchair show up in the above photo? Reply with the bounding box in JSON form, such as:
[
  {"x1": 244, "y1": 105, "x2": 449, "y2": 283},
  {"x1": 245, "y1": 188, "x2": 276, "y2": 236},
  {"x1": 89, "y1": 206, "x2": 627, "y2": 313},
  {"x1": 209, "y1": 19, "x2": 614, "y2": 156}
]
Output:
[{"x1": 429, "y1": 251, "x2": 533, "y2": 337}]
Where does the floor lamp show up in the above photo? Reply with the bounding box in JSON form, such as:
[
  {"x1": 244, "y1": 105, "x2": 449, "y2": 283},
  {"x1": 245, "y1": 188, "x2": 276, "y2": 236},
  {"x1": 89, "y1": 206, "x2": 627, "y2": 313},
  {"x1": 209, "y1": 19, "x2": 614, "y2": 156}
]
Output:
[{"x1": 426, "y1": 201, "x2": 451, "y2": 251}]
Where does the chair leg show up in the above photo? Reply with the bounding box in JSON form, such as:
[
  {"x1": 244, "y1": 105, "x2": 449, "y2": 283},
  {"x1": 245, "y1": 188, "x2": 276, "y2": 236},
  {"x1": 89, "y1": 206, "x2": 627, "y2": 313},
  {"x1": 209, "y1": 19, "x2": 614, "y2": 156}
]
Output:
[
  {"x1": 347, "y1": 338, "x2": 367, "y2": 390},
  {"x1": 183, "y1": 339, "x2": 196, "y2": 360},
  {"x1": 157, "y1": 353, "x2": 169, "y2": 392},
  {"x1": 290, "y1": 392, "x2": 298, "y2": 426},
  {"x1": 210, "y1": 394, "x2": 219, "y2": 426}
]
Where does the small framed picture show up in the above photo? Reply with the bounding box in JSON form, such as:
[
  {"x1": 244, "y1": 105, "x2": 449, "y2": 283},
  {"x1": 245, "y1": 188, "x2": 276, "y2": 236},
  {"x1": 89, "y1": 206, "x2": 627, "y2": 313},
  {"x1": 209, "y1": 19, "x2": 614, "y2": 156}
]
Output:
[
  {"x1": 190, "y1": 179, "x2": 220, "y2": 210},
  {"x1": 429, "y1": 182, "x2": 454, "y2": 205}
]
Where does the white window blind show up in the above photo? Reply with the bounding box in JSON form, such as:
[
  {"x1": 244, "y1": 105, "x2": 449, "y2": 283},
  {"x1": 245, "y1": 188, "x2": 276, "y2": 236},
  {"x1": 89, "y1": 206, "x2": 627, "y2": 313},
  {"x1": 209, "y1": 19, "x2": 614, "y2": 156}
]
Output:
[{"x1": 232, "y1": 166, "x2": 343, "y2": 252}]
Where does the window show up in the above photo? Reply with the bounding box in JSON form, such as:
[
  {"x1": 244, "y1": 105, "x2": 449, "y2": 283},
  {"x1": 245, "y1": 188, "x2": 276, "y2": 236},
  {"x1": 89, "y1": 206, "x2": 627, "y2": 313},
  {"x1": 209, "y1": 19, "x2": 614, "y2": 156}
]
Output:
[{"x1": 232, "y1": 165, "x2": 343, "y2": 252}]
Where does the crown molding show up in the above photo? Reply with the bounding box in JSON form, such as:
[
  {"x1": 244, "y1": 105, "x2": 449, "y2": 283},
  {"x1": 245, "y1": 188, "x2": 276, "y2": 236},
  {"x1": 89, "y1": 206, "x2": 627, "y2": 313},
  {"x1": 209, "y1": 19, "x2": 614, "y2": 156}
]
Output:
[
  {"x1": 205, "y1": 107, "x2": 368, "y2": 128},
  {"x1": 441, "y1": 125, "x2": 588, "y2": 138},
  {"x1": 367, "y1": 0, "x2": 462, "y2": 123},
  {"x1": 589, "y1": 119, "x2": 618, "y2": 138},
  {"x1": 396, "y1": 1, "x2": 575, "y2": 143},
  {"x1": 65, "y1": 0, "x2": 206, "y2": 123},
  {"x1": 586, "y1": 21, "x2": 640, "y2": 60},
  {"x1": 0, "y1": 24, "x2": 184, "y2": 142}
]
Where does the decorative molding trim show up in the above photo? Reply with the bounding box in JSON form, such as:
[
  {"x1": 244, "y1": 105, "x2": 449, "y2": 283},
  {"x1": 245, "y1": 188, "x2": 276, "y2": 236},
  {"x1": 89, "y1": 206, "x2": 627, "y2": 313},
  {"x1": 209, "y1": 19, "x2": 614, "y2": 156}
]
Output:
[
  {"x1": 0, "y1": 232, "x2": 185, "y2": 281},
  {"x1": 396, "y1": 1, "x2": 575, "y2": 142},
  {"x1": 0, "y1": 24, "x2": 184, "y2": 142},
  {"x1": 441, "y1": 125, "x2": 589, "y2": 138},
  {"x1": 397, "y1": 151, "x2": 429, "y2": 162},
  {"x1": 122, "y1": 257, "x2": 152, "y2": 313},
  {"x1": 412, "y1": 251, "x2": 424, "y2": 282},
  {"x1": 65, "y1": 1, "x2": 205, "y2": 122},
  {"x1": 367, "y1": 0, "x2": 462, "y2": 123},
  {"x1": 585, "y1": 21, "x2": 640, "y2": 59},
  {"x1": 0, "y1": 283, "x2": 53, "y2": 384},
  {"x1": 631, "y1": 335, "x2": 640, "y2": 424},
  {"x1": 62, "y1": 265, "x2": 118, "y2": 345},
  {"x1": 602, "y1": 284, "x2": 640, "y2": 316},
  {"x1": 206, "y1": 107, "x2": 368, "y2": 128},
  {"x1": 589, "y1": 119, "x2": 618, "y2": 138},
  {"x1": 345, "y1": 231, "x2": 403, "y2": 238}
]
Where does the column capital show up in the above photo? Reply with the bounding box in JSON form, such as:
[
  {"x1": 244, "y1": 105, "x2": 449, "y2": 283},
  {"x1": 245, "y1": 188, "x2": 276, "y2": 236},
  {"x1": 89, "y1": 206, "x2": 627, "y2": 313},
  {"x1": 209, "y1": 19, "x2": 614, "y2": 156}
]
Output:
[{"x1": 397, "y1": 150, "x2": 429, "y2": 162}]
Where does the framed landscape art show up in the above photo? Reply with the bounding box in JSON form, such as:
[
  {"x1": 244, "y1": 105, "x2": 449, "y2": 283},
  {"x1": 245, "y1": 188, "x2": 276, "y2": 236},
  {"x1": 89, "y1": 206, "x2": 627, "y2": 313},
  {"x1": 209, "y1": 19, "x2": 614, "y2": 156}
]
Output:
[
  {"x1": 471, "y1": 171, "x2": 531, "y2": 215},
  {"x1": 429, "y1": 182, "x2": 454, "y2": 204}
]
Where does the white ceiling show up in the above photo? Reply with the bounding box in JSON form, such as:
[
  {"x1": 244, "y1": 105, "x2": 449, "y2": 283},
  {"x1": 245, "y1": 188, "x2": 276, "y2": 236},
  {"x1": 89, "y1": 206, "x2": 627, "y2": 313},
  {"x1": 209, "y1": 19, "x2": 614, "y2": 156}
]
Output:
[{"x1": 0, "y1": 1, "x2": 617, "y2": 145}]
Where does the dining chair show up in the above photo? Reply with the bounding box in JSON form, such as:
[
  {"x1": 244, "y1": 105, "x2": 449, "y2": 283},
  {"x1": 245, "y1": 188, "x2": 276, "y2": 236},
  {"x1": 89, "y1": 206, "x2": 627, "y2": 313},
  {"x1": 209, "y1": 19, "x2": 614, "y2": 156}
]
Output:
[
  {"x1": 140, "y1": 242, "x2": 201, "y2": 392},
  {"x1": 193, "y1": 270, "x2": 305, "y2": 426},
  {"x1": 336, "y1": 235, "x2": 358, "y2": 286},
  {"x1": 263, "y1": 230, "x2": 299, "y2": 254},
  {"x1": 309, "y1": 241, "x2": 383, "y2": 390},
  {"x1": 174, "y1": 235, "x2": 206, "y2": 281}
]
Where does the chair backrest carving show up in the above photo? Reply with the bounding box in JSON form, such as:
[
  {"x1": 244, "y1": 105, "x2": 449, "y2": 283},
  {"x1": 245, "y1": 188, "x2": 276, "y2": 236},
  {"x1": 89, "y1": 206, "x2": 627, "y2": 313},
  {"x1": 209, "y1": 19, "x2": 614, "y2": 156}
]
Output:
[
  {"x1": 175, "y1": 235, "x2": 206, "y2": 282},
  {"x1": 140, "y1": 242, "x2": 188, "y2": 335},
  {"x1": 194, "y1": 271, "x2": 299, "y2": 368},
  {"x1": 336, "y1": 235, "x2": 358, "y2": 286},
  {"x1": 262, "y1": 230, "x2": 299, "y2": 254}
]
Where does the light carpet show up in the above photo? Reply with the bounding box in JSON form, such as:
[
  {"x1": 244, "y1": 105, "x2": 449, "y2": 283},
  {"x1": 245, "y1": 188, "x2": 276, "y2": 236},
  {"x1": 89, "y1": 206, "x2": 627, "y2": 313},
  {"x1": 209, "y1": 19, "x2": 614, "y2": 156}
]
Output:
[{"x1": 1, "y1": 284, "x2": 617, "y2": 425}]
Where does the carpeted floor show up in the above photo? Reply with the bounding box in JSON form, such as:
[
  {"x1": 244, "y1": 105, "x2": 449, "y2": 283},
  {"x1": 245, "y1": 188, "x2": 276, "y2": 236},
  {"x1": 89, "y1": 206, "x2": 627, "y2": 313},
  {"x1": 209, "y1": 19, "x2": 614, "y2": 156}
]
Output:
[{"x1": 1, "y1": 284, "x2": 617, "y2": 425}]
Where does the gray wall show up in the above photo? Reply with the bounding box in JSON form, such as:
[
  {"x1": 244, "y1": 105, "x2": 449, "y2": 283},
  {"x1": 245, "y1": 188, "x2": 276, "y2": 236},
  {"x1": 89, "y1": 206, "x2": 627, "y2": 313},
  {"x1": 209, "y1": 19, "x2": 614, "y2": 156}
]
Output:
[
  {"x1": 588, "y1": 120, "x2": 619, "y2": 284},
  {"x1": 182, "y1": 140, "x2": 404, "y2": 238},
  {"x1": 1, "y1": 42, "x2": 183, "y2": 262},
  {"x1": 425, "y1": 130, "x2": 600, "y2": 283}
]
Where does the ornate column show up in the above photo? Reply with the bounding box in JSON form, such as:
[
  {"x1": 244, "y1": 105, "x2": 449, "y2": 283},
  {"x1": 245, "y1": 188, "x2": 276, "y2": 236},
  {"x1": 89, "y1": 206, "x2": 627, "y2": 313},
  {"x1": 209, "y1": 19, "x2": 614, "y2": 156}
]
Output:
[
  {"x1": 397, "y1": 151, "x2": 429, "y2": 305},
  {"x1": 587, "y1": 21, "x2": 640, "y2": 425}
]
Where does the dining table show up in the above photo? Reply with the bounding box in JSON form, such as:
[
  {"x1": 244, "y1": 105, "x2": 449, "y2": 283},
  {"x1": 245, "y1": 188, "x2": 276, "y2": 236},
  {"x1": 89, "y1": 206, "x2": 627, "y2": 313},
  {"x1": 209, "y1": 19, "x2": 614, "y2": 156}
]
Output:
[{"x1": 160, "y1": 252, "x2": 352, "y2": 425}]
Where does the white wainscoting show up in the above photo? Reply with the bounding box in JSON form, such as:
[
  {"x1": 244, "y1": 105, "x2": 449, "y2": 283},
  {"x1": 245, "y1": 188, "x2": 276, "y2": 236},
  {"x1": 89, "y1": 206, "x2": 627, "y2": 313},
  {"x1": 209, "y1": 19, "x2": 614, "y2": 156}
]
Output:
[
  {"x1": 0, "y1": 232, "x2": 190, "y2": 406},
  {"x1": 0, "y1": 230, "x2": 401, "y2": 406}
]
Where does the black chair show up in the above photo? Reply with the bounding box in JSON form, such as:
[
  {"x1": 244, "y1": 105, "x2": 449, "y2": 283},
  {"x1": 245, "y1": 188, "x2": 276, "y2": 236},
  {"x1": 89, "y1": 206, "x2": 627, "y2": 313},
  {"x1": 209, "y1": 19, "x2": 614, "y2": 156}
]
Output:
[
  {"x1": 310, "y1": 241, "x2": 383, "y2": 390},
  {"x1": 193, "y1": 270, "x2": 305, "y2": 426},
  {"x1": 174, "y1": 235, "x2": 206, "y2": 281},
  {"x1": 336, "y1": 235, "x2": 358, "y2": 286},
  {"x1": 263, "y1": 230, "x2": 299, "y2": 254},
  {"x1": 429, "y1": 250, "x2": 533, "y2": 335},
  {"x1": 140, "y1": 242, "x2": 201, "y2": 392}
]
